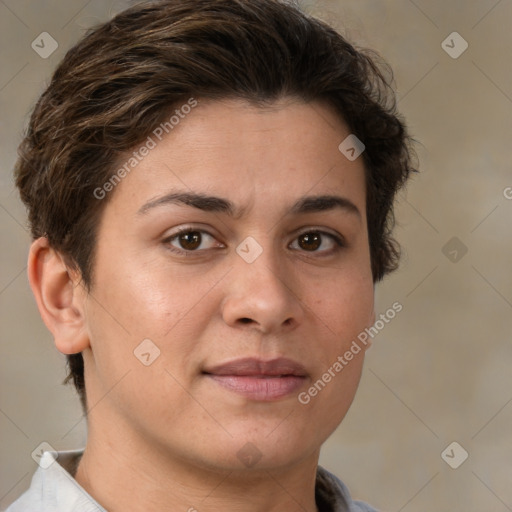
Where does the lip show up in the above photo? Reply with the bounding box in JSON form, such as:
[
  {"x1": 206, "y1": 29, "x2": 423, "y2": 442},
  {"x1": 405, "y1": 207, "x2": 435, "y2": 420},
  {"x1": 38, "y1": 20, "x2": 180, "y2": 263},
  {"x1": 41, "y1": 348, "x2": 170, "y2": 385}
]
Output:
[{"x1": 203, "y1": 357, "x2": 308, "y2": 401}]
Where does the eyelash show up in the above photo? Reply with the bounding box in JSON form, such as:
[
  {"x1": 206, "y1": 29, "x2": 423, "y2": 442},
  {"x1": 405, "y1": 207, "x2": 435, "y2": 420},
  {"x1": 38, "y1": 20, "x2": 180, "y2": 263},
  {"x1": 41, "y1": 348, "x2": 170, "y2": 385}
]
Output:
[{"x1": 162, "y1": 226, "x2": 346, "y2": 257}]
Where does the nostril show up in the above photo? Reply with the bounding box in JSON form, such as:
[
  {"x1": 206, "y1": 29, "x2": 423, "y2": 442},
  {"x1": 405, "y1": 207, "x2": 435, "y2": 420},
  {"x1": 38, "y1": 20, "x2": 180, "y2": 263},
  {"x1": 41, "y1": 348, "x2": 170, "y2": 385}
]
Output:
[{"x1": 239, "y1": 318, "x2": 252, "y2": 324}]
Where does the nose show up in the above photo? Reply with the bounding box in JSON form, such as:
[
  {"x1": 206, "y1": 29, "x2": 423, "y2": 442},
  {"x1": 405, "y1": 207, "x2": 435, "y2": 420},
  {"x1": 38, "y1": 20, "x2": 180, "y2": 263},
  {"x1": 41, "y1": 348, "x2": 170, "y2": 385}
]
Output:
[{"x1": 221, "y1": 245, "x2": 304, "y2": 334}]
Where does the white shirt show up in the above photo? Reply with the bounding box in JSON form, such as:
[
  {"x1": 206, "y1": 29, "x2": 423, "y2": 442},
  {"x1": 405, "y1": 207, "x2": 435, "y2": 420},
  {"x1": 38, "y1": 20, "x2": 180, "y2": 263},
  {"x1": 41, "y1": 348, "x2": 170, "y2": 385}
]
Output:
[
  {"x1": 5, "y1": 450, "x2": 105, "y2": 512},
  {"x1": 5, "y1": 449, "x2": 378, "y2": 511}
]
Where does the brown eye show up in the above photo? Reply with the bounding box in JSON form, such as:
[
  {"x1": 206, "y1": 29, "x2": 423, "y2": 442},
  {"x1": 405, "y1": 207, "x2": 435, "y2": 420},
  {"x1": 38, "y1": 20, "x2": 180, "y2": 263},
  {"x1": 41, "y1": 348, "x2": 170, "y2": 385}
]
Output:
[
  {"x1": 178, "y1": 231, "x2": 202, "y2": 250},
  {"x1": 165, "y1": 228, "x2": 223, "y2": 255},
  {"x1": 290, "y1": 230, "x2": 344, "y2": 255},
  {"x1": 298, "y1": 232, "x2": 321, "y2": 251}
]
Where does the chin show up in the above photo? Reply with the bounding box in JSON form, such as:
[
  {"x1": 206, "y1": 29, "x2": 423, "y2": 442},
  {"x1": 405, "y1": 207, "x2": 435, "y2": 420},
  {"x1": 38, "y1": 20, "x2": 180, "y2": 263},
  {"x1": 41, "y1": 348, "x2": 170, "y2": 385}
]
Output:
[{"x1": 200, "y1": 422, "x2": 323, "y2": 472}]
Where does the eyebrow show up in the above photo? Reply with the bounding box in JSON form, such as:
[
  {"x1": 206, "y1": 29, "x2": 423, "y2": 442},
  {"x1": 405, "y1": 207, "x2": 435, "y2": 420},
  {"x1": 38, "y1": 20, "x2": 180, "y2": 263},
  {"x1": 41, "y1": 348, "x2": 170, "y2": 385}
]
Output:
[{"x1": 137, "y1": 191, "x2": 361, "y2": 220}]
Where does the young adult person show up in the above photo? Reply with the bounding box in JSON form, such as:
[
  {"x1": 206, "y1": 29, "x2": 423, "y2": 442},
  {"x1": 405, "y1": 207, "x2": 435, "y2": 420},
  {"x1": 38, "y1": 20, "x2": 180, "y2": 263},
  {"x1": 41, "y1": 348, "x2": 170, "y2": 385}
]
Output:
[{"x1": 7, "y1": 1, "x2": 414, "y2": 510}]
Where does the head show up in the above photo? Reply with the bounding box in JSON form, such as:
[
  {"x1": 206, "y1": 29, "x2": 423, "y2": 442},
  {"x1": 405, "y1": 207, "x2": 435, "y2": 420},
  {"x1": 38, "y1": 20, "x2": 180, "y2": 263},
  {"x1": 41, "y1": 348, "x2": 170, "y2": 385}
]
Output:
[{"x1": 17, "y1": 0, "x2": 414, "y2": 472}]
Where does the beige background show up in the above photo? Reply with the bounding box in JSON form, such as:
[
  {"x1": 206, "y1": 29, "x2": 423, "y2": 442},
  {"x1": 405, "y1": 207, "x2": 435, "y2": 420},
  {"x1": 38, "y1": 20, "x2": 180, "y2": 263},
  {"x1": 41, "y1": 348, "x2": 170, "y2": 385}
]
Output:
[{"x1": 1, "y1": 1, "x2": 511, "y2": 510}]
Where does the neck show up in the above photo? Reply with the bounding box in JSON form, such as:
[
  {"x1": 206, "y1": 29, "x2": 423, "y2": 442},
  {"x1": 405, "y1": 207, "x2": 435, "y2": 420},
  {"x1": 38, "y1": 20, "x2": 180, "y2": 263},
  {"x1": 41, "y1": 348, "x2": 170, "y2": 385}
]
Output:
[{"x1": 74, "y1": 417, "x2": 320, "y2": 512}]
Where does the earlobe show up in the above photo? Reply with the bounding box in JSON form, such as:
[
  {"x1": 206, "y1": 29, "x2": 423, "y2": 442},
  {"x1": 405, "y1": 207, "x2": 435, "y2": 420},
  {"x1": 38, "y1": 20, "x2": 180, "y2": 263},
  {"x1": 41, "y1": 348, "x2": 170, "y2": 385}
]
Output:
[{"x1": 28, "y1": 237, "x2": 90, "y2": 354}]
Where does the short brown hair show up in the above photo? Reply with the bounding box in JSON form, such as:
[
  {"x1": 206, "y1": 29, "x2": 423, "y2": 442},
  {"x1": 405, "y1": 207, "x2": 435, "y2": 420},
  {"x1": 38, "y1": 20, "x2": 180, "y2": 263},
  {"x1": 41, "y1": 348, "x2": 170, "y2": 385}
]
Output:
[{"x1": 15, "y1": 0, "x2": 416, "y2": 411}]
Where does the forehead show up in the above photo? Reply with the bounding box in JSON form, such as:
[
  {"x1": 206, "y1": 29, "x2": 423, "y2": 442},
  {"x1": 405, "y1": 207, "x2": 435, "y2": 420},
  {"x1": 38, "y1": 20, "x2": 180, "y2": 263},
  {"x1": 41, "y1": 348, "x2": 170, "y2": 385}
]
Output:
[{"x1": 103, "y1": 98, "x2": 366, "y2": 220}]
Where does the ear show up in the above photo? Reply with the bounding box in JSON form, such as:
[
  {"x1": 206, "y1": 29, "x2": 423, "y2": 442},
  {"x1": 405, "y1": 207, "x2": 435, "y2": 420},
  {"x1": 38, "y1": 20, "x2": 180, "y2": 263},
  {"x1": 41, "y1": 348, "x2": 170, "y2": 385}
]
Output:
[{"x1": 28, "y1": 237, "x2": 90, "y2": 354}]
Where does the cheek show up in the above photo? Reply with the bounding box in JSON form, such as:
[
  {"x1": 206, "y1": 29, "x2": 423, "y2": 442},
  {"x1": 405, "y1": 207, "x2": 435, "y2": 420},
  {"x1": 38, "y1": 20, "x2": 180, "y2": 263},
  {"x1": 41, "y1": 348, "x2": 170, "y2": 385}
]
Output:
[
  {"x1": 85, "y1": 257, "x2": 225, "y2": 391},
  {"x1": 298, "y1": 276, "x2": 373, "y2": 428},
  {"x1": 92, "y1": 253, "x2": 210, "y2": 337},
  {"x1": 312, "y1": 271, "x2": 374, "y2": 337}
]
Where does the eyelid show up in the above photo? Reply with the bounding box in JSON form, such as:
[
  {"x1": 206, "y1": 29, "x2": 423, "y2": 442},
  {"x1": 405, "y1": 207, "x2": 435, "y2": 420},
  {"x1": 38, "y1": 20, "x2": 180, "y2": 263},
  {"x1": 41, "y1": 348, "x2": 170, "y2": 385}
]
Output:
[
  {"x1": 163, "y1": 224, "x2": 219, "y2": 239},
  {"x1": 293, "y1": 226, "x2": 345, "y2": 243}
]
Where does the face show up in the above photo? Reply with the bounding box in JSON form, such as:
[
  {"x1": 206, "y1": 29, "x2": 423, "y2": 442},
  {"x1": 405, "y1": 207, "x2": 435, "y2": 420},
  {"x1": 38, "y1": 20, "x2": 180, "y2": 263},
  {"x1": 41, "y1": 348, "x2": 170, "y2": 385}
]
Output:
[{"x1": 79, "y1": 98, "x2": 374, "y2": 472}]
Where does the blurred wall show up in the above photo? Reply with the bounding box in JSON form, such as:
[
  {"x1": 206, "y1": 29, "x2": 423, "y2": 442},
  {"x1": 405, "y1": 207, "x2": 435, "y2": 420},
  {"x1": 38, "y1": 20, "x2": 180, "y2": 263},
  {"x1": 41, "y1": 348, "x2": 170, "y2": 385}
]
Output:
[{"x1": 1, "y1": 1, "x2": 511, "y2": 510}]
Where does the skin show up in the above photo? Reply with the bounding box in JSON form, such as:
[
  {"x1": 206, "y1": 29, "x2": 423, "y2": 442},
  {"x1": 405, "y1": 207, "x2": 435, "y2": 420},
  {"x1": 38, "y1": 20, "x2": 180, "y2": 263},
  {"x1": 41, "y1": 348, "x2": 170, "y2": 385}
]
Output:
[{"x1": 29, "y1": 98, "x2": 375, "y2": 512}]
